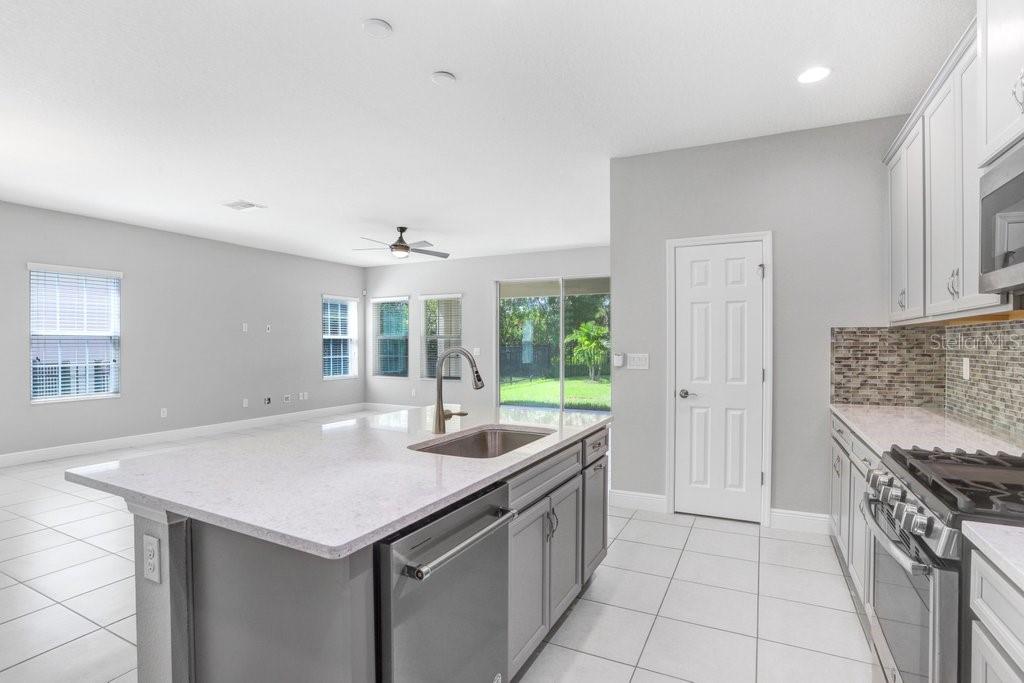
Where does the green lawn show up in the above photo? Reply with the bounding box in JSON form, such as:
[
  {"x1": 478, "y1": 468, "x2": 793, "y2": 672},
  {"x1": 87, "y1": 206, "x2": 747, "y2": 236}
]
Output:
[{"x1": 500, "y1": 377, "x2": 611, "y2": 411}]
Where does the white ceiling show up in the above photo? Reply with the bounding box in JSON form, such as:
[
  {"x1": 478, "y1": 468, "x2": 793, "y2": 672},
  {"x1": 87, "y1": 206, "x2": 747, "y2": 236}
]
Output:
[{"x1": 0, "y1": 1, "x2": 974, "y2": 265}]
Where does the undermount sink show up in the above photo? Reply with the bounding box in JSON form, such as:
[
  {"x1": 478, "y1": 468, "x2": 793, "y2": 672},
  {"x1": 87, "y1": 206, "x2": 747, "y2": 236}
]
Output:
[{"x1": 410, "y1": 425, "x2": 554, "y2": 458}]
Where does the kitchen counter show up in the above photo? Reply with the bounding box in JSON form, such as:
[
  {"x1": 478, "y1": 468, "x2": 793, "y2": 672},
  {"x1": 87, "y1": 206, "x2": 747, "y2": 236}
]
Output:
[
  {"x1": 66, "y1": 405, "x2": 611, "y2": 559},
  {"x1": 964, "y1": 522, "x2": 1024, "y2": 590},
  {"x1": 830, "y1": 404, "x2": 1024, "y2": 457}
]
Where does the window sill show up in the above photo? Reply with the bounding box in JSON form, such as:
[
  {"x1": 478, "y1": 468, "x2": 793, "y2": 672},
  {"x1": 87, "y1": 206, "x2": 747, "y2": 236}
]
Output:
[
  {"x1": 31, "y1": 393, "x2": 121, "y2": 405},
  {"x1": 323, "y1": 375, "x2": 359, "y2": 381},
  {"x1": 419, "y1": 376, "x2": 463, "y2": 382},
  {"x1": 371, "y1": 374, "x2": 410, "y2": 379}
]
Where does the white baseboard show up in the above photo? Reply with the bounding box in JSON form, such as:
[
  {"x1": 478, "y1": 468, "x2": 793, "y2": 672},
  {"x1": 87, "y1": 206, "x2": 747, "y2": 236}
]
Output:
[
  {"x1": 0, "y1": 403, "x2": 403, "y2": 469},
  {"x1": 609, "y1": 489, "x2": 667, "y2": 513},
  {"x1": 768, "y1": 507, "x2": 831, "y2": 534}
]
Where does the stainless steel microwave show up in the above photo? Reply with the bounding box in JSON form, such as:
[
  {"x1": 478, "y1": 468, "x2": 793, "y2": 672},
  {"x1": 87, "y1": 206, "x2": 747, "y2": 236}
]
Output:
[{"x1": 980, "y1": 139, "x2": 1024, "y2": 293}]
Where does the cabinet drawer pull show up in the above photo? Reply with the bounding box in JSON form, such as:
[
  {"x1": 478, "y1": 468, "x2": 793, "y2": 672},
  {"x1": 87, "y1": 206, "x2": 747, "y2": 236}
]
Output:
[{"x1": 593, "y1": 464, "x2": 606, "y2": 471}]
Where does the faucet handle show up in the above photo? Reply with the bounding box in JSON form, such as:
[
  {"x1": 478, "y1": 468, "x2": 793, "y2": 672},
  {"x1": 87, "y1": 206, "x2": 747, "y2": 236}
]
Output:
[{"x1": 443, "y1": 409, "x2": 469, "y2": 419}]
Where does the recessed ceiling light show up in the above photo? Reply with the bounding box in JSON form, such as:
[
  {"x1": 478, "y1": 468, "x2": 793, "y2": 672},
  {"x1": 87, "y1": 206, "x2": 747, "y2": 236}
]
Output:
[
  {"x1": 797, "y1": 66, "x2": 831, "y2": 84},
  {"x1": 223, "y1": 200, "x2": 266, "y2": 211},
  {"x1": 363, "y1": 18, "x2": 393, "y2": 38},
  {"x1": 431, "y1": 70, "x2": 457, "y2": 86}
]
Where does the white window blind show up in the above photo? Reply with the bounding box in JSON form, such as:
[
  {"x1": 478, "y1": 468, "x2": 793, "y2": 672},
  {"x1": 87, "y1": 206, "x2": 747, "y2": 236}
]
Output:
[
  {"x1": 422, "y1": 295, "x2": 462, "y2": 379},
  {"x1": 371, "y1": 297, "x2": 409, "y2": 377},
  {"x1": 322, "y1": 296, "x2": 357, "y2": 378},
  {"x1": 29, "y1": 266, "x2": 122, "y2": 401}
]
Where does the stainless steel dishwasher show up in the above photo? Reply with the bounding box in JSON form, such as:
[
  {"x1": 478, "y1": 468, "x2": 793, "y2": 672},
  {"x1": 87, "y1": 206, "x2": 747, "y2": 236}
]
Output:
[{"x1": 376, "y1": 483, "x2": 516, "y2": 683}]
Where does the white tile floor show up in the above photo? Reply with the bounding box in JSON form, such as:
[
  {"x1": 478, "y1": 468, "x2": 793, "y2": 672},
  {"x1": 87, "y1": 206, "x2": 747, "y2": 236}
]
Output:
[
  {"x1": 1, "y1": 440, "x2": 881, "y2": 682},
  {"x1": 516, "y1": 508, "x2": 884, "y2": 683},
  {"x1": 0, "y1": 452, "x2": 144, "y2": 682}
]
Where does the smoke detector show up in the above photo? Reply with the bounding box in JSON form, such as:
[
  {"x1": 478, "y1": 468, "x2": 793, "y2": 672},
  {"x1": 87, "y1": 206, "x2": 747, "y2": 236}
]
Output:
[{"x1": 223, "y1": 200, "x2": 266, "y2": 211}]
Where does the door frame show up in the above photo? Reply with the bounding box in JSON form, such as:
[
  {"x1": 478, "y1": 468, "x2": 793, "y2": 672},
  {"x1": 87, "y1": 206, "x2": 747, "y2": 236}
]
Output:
[{"x1": 663, "y1": 231, "x2": 774, "y2": 524}]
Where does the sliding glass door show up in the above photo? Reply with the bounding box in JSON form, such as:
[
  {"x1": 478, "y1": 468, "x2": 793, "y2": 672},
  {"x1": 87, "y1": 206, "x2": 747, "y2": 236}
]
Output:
[{"x1": 497, "y1": 277, "x2": 610, "y2": 412}]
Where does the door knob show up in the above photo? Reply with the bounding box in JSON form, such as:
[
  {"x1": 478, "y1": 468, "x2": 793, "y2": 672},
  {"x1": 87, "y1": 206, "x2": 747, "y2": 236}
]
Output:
[{"x1": 678, "y1": 389, "x2": 697, "y2": 398}]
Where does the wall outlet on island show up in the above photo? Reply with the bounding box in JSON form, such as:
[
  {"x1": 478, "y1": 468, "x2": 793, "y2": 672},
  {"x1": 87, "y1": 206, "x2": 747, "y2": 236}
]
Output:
[
  {"x1": 242, "y1": 398, "x2": 249, "y2": 408},
  {"x1": 160, "y1": 407, "x2": 167, "y2": 418}
]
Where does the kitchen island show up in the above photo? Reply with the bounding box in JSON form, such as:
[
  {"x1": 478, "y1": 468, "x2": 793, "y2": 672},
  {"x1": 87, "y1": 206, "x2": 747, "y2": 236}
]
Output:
[{"x1": 66, "y1": 405, "x2": 612, "y2": 682}]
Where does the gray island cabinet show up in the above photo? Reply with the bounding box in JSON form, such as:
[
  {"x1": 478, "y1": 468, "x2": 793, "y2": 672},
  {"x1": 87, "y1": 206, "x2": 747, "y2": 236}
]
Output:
[{"x1": 66, "y1": 406, "x2": 610, "y2": 682}]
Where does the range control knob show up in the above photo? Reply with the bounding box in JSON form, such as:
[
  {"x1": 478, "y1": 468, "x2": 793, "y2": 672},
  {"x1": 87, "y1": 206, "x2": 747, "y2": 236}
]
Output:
[
  {"x1": 867, "y1": 470, "x2": 894, "y2": 491},
  {"x1": 892, "y1": 501, "x2": 909, "y2": 523},
  {"x1": 887, "y1": 486, "x2": 907, "y2": 504},
  {"x1": 902, "y1": 513, "x2": 933, "y2": 537}
]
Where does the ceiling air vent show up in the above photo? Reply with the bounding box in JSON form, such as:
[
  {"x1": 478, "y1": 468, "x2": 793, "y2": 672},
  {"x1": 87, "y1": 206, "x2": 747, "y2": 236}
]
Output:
[{"x1": 223, "y1": 199, "x2": 266, "y2": 211}]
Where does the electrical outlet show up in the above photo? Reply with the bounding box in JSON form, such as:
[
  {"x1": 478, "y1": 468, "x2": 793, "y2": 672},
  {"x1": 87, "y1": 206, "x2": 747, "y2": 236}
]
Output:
[
  {"x1": 962, "y1": 357, "x2": 970, "y2": 381},
  {"x1": 411, "y1": 387, "x2": 417, "y2": 398},
  {"x1": 283, "y1": 394, "x2": 292, "y2": 403},
  {"x1": 242, "y1": 398, "x2": 249, "y2": 408},
  {"x1": 241, "y1": 322, "x2": 248, "y2": 333},
  {"x1": 472, "y1": 347, "x2": 481, "y2": 357},
  {"x1": 264, "y1": 397, "x2": 272, "y2": 405},
  {"x1": 143, "y1": 534, "x2": 160, "y2": 583},
  {"x1": 160, "y1": 407, "x2": 167, "y2": 418}
]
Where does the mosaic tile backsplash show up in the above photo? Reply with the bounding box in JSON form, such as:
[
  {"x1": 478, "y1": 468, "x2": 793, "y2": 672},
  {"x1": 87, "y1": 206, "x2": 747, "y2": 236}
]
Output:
[
  {"x1": 831, "y1": 327, "x2": 945, "y2": 406},
  {"x1": 943, "y1": 320, "x2": 1024, "y2": 446},
  {"x1": 831, "y1": 320, "x2": 1024, "y2": 446}
]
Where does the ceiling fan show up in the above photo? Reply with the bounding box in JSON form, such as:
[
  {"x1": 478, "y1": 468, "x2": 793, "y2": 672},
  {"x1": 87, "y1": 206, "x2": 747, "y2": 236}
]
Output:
[{"x1": 354, "y1": 226, "x2": 449, "y2": 260}]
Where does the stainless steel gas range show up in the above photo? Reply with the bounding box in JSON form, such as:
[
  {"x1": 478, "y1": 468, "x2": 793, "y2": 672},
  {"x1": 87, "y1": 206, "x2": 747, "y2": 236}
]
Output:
[{"x1": 862, "y1": 446, "x2": 1024, "y2": 683}]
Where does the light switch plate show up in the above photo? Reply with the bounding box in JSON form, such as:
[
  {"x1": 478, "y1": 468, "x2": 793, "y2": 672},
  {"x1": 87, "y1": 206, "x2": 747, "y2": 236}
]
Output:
[
  {"x1": 143, "y1": 534, "x2": 160, "y2": 584},
  {"x1": 626, "y1": 353, "x2": 649, "y2": 370}
]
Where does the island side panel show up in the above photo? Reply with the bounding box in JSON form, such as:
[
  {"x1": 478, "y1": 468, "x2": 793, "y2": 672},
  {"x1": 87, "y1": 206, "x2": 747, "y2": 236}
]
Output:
[
  {"x1": 130, "y1": 508, "x2": 194, "y2": 682},
  {"x1": 190, "y1": 521, "x2": 376, "y2": 683}
]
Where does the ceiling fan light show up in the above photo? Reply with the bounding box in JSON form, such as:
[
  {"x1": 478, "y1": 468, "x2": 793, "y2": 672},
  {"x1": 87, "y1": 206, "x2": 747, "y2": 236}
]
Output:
[{"x1": 392, "y1": 249, "x2": 410, "y2": 259}]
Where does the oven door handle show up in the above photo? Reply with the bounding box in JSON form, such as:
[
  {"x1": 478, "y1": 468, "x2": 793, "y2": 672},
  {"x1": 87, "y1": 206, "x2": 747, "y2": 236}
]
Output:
[{"x1": 859, "y1": 493, "x2": 932, "y2": 576}]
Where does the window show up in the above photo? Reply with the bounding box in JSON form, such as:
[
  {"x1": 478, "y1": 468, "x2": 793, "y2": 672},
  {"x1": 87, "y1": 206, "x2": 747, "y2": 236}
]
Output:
[
  {"x1": 498, "y1": 277, "x2": 610, "y2": 412},
  {"x1": 371, "y1": 297, "x2": 409, "y2": 377},
  {"x1": 322, "y1": 296, "x2": 357, "y2": 379},
  {"x1": 422, "y1": 295, "x2": 463, "y2": 379},
  {"x1": 29, "y1": 265, "x2": 122, "y2": 402}
]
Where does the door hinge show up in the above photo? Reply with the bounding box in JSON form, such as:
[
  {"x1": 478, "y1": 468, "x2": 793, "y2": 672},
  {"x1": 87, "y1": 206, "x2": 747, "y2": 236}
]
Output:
[
  {"x1": 761, "y1": 472, "x2": 765, "y2": 486},
  {"x1": 762, "y1": 368, "x2": 766, "y2": 383},
  {"x1": 757, "y1": 263, "x2": 766, "y2": 279}
]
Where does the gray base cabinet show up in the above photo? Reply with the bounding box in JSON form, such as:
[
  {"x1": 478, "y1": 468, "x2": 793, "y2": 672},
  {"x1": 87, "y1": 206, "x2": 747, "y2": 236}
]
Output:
[
  {"x1": 508, "y1": 499, "x2": 550, "y2": 677},
  {"x1": 508, "y1": 474, "x2": 584, "y2": 678},
  {"x1": 549, "y1": 476, "x2": 582, "y2": 623},
  {"x1": 582, "y1": 456, "x2": 608, "y2": 582}
]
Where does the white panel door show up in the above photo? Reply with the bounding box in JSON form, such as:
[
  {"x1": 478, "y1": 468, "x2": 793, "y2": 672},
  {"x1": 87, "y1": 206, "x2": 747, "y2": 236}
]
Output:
[{"x1": 673, "y1": 241, "x2": 764, "y2": 522}]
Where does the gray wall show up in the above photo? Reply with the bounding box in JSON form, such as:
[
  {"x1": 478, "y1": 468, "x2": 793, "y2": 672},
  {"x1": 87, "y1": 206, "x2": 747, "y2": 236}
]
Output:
[
  {"x1": 610, "y1": 116, "x2": 902, "y2": 514},
  {"x1": 364, "y1": 248, "x2": 610, "y2": 416},
  {"x1": 1, "y1": 201, "x2": 365, "y2": 454}
]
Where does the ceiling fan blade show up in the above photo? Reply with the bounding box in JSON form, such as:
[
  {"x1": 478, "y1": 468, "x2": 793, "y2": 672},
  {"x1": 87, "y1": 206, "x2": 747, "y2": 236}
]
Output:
[
  {"x1": 353, "y1": 247, "x2": 388, "y2": 251},
  {"x1": 408, "y1": 240, "x2": 433, "y2": 248},
  {"x1": 360, "y1": 236, "x2": 390, "y2": 245},
  {"x1": 411, "y1": 248, "x2": 450, "y2": 259}
]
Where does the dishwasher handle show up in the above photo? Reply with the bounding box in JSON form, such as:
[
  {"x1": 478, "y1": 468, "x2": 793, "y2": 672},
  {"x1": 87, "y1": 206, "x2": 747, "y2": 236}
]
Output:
[{"x1": 403, "y1": 507, "x2": 518, "y2": 581}]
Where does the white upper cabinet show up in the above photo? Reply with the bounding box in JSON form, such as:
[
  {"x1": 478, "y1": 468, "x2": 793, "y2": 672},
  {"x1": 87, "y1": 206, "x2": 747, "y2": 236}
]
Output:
[
  {"x1": 926, "y1": 40, "x2": 1003, "y2": 315},
  {"x1": 889, "y1": 119, "x2": 925, "y2": 322},
  {"x1": 888, "y1": 24, "x2": 1004, "y2": 324},
  {"x1": 979, "y1": 0, "x2": 1024, "y2": 166},
  {"x1": 925, "y1": 77, "x2": 960, "y2": 315}
]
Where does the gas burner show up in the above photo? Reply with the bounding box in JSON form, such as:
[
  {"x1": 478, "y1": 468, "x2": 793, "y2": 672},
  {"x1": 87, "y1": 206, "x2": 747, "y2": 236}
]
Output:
[{"x1": 887, "y1": 446, "x2": 1024, "y2": 518}]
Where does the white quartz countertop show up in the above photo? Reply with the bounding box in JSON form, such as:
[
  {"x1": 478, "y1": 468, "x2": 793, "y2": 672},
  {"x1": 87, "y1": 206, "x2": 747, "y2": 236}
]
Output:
[
  {"x1": 66, "y1": 405, "x2": 611, "y2": 559},
  {"x1": 964, "y1": 522, "x2": 1024, "y2": 590},
  {"x1": 830, "y1": 404, "x2": 1024, "y2": 457}
]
